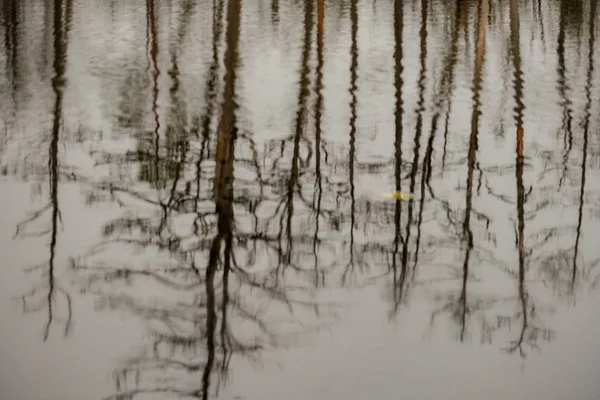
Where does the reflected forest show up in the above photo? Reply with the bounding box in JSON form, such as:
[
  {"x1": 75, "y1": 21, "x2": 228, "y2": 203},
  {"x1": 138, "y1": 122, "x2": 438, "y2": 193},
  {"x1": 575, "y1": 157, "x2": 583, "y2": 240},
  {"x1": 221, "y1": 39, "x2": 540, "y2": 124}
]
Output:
[{"x1": 1, "y1": 0, "x2": 600, "y2": 399}]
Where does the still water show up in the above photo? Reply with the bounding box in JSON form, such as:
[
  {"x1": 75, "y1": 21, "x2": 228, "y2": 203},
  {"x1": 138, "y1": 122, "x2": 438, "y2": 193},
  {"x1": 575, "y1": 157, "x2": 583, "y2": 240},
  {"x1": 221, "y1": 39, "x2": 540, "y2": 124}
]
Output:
[{"x1": 1, "y1": 0, "x2": 600, "y2": 399}]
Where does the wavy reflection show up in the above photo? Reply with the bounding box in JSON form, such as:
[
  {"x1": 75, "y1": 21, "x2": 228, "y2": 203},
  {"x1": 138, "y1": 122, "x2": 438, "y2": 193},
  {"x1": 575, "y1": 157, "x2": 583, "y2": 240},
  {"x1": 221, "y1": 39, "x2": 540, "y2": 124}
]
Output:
[
  {"x1": 572, "y1": 0, "x2": 596, "y2": 293},
  {"x1": 312, "y1": 0, "x2": 325, "y2": 288},
  {"x1": 390, "y1": 0, "x2": 405, "y2": 314},
  {"x1": 12, "y1": 0, "x2": 73, "y2": 342},
  {"x1": 342, "y1": 0, "x2": 358, "y2": 285},
  {"x1": 409, "y1": 0, "x2": 429, "y2": 282},
  {"x1": 556, "y1": 0, "x2": 573, "y2": 188},
  {"x1": 2, "y1": 0, "x2": 18, "y2": 112},
  {"x1": 503, "y1": 0, "x2": 551, "y2": 357},
  {"x1": 2, "y1": 1, "x2": 600, "y2": 398},
  {"x1": 68, "y1": 1, "x2": 334, "y2": 399},
  {"x1": 425, "y1": 0, "x2": 498, "y2": 345}
]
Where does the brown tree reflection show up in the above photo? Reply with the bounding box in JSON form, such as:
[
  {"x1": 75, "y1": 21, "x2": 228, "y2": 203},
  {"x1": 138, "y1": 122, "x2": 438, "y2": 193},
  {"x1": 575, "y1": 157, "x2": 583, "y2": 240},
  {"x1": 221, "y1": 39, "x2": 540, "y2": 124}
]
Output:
[
  {"x1": 311, "y1": 0, "x2": 326, "y2": 288},
  {"x1": 429, "y1": 0, "x2": 492, "y2": 343},
  {"x1": 502, "y1": 0, "x2": 554, "y2": 357}
]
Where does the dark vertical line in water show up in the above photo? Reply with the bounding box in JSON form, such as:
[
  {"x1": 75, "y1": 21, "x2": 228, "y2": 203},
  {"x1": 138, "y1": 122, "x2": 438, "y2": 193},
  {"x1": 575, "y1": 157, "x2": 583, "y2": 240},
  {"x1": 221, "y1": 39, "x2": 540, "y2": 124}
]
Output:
[
  {"x1": 348, "y1": 0, "x2": 358, "y2": 269},
  {"x1": 441, "y1": 1, "x2": 463, "y2": 175},
  {"x1": 422, "y1": 113, "x2": 436, "y2": 197},
  {"x1": 392, "y1": 0, "x2": 405, "y2": 312},
  {"x1": 313, "y1": 0, "x2": 325, "y2": 288},
  {"x1": 572, "y1": 2, "x2": 596, "y2": 292},
  {"x1": 410, "y1": 0, "x2": 429, "y2": 281},
  {"x1": 203, "y1": 0, "x2": 241, "y2": 397},
  {"x1": 557, "y1": 1, "x2": 572, "y2": 188},
  {"x1": 271, "y1": 0, "x2": 279, "y2": 25},
  {"x1": 537, "y1": 0, "x2": 545, "y2": 51},
  {"x1": 510, "y1": 0, "x2": 524, "y2": 130},
  {"x1": 459, "y1": 0, "x2": 488, "y2": 342},
  {"x1": 286, "y1": 0, "x2": 313, "y2": 267},
  {"x1": 510, "y1": 0, "x2": 528, "y2": 356},
  {"x1": 218, "y1": 0, "x2": 240, "y2": 294},
  {"x1": 3, "y1": 0, "x2": 18, "y2": 116},
  {"x1": 46, "y1": 0, "x2": 64, "y2": 342},
  {"x1": 45, "y1": 0, "x2": 72, "y2": 341},
  {"x1": 219, "y1": 214, "x2": 232, "y2": 383},
  {"x1": 203, "y1": 236, "x2": 220, "y2": 400},
  {"x1": 64, "y1": 0, "x2": 74, "y2": 337},
  {"x1": 147, "y1": 0, "x2": 161, "y2": 187},
  {"x1": 402, "y1": 0, "x2": 427, "y2": 280},
  {"x1": 145, "y1": 0, "x2": 150, "y2": 74}
]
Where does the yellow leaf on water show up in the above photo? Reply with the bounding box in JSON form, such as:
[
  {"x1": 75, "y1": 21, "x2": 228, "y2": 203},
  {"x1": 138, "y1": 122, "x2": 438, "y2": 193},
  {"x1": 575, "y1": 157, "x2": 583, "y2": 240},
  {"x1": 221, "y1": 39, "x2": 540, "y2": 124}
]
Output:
[{"x1": 378, "y1": 191, "x2": 413, "y2": 200}]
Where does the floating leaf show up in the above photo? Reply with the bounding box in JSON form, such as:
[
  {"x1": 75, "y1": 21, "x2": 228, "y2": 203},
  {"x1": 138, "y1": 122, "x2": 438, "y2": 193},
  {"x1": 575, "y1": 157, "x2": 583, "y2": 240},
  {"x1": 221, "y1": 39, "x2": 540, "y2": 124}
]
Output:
[{"x1": 378, "y1": 191, "x2": 413, "y2": 201}]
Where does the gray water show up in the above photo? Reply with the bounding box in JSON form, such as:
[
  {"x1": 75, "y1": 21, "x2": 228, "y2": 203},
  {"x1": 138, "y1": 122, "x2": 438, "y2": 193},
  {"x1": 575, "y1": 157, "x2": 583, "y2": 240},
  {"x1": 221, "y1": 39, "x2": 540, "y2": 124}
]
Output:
[{"x1": 1, "y1": 0, "x2": 600, "y2": 399}]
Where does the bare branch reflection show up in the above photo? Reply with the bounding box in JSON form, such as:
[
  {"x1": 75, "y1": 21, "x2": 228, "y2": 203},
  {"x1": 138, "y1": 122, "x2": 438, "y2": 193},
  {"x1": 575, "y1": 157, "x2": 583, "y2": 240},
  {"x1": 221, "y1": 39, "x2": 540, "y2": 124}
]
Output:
[
  {"x1": 12, "y1": 0, "x2": 73, "y2": 342},
  {"x1": 68, "y1": 1, "x2": 336, "y2": 399},
  {"x1": 1, "y1": 2, "x2": 600, "y2": 397}
]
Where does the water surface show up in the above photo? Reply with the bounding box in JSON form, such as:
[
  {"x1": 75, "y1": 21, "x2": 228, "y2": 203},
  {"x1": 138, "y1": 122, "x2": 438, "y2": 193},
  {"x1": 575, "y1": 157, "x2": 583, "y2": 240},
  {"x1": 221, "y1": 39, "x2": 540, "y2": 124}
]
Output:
[{"x1": 1, "y1": 0, "x2": 600, "y2": 399}]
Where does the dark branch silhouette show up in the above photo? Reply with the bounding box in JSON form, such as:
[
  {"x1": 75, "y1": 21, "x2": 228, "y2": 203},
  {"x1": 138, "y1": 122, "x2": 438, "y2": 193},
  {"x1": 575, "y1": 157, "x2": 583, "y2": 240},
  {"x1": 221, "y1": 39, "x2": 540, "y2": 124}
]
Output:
[{"x1": 13, "y1": 0, "x2": 73, "y2": 342}]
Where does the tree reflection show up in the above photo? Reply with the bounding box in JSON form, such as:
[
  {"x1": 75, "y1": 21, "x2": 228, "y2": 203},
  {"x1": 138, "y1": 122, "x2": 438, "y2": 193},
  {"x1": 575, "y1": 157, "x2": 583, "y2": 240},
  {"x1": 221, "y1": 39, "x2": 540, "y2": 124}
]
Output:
[
  {"x1": 70, "y1": 0, "x2": 334, "y2": 398},
  {"x1": 342, "y1": 0, "x2": 359, "y2": 286},
  {"x1": 428, "y1": 0, "x2": 494, "y2": 343},
  {"x1": 12, "y1": 0, "x2": 73, "y2": 341},
  {"x1": 501, "y1": 0, "x2": 554, "y2": 357},
  {"x1": 556, "y1": 0, "x2": 574, "y2": 188},
  {"x1": 529, "y1": 0, "x2": 600, "y2": 304},
  {"x1": 311, "y1": 0, "x2": 325, "y2": 288},
  {"x1": 569, "y1": 0, "x2": 597, "y2": 294},
  {"x1": 389, "y1": 0, "x2": 405, "y2": 314},
  {"x1": 2, "y1": 1, "x2": 600, "y2": 392}
]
